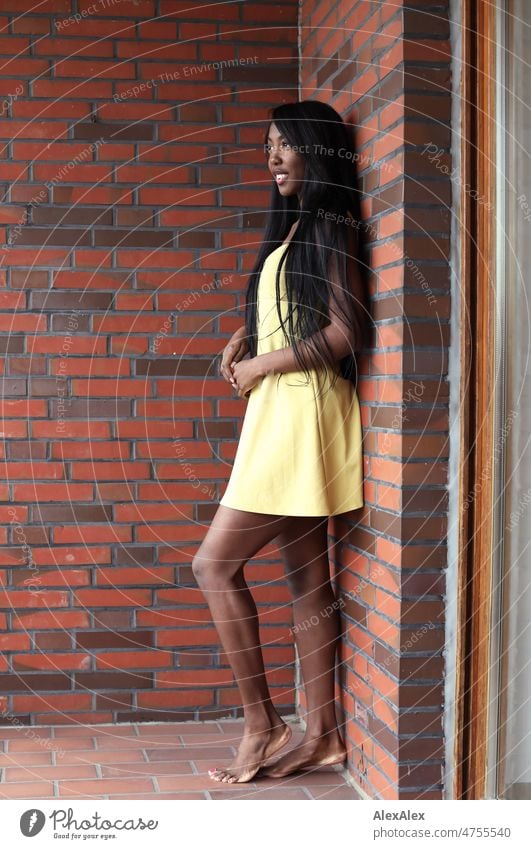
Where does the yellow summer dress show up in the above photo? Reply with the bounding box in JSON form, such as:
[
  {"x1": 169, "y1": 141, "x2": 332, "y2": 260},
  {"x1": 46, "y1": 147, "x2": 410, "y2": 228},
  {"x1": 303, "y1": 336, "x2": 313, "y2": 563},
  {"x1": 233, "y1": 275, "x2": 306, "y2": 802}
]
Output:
[{"x1": 219, "y1": 242, "x2": 364, "y2": 517}]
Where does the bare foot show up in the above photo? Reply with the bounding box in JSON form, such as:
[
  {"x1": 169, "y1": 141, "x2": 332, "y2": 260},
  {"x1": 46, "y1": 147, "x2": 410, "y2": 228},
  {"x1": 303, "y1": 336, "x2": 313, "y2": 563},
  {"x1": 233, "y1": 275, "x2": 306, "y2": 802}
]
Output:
[
  {"x1": 260, "y1": 730, "x2": 346, "y2": 778},
  {"x1": 208, "y1": 721, "x2": 292, "y2": 784}
]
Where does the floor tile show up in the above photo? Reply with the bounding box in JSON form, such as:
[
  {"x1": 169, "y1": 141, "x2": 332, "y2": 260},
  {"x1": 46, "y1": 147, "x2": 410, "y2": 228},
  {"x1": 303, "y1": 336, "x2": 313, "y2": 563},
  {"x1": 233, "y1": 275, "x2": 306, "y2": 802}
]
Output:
[
  {"x1": 100, "y1": 762, "x2": 194, "y2": 778},
  {"x1": 4, "y1": 764, "x2": 98, "y2": 781},
  {"x1": 177, "y1": 734, "x2": 231, "y2": 744},
  {"x1": 7, "y1": 737, "x2": 95, "y2": 752},
  {"x1": 308, "y1": 785, "x2": 360, "y2": 799},
  {"x1": 94, "y1": 737, "x2": 165, "y2": 749},
  {"x1": 208, "y1": 788, "x2": 310, "y2": 800},
  {"x1": 0, "y1": 751, "x2": 53, "y2": 766},
  {"x1": 108, "y1": 793, "x2": 207, "y2": 799},
  {"x1": 0, "y1": 727, "x2": 53, "y2": 739},
  {"x1": 0, "y1": 781, "x2": 55, "y2": 799},
  {"x1": 61, "y1": 749, "x2": 146, "y2": 765},
  {"x1": 146, "y1": 746, "x2": 234, "y2": 762},
  {"x1": 54, "y1": 725, "x2": 137, "y2": 737},
  {"x1": 158, "y1": 775, "x2": 257, "y2": 791},
  {"x1": 57, "y1": 778, "x2": 154, "y2": 797}
]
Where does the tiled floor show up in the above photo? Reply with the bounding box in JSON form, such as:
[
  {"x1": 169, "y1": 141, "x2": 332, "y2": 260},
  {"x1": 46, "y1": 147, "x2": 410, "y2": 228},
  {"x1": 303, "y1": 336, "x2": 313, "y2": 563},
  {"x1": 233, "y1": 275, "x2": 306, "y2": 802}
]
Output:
[{"x1": 0, "y1": 717, "x2": 360, "y2": 800}]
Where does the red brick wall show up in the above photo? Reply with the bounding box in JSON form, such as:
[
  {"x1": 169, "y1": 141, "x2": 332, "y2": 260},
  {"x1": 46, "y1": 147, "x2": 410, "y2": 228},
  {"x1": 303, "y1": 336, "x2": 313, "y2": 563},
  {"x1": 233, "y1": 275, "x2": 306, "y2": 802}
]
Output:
[
  {"x1": 299, "y1": 0, "x2": 451, "y2": 798},
  {"x1": 0, "y1": 1, "x2": 299, "y2": 725}
]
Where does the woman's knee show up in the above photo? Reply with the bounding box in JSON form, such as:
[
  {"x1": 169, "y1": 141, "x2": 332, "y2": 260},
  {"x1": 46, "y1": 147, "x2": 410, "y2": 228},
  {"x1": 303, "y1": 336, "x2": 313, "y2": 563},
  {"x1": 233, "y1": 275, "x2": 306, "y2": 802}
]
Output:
[
  {"x1": 191, "y1": 551, "x2": 214, "y2": 587},
  {"x1": 191, "y1": 550, "x2": 239, "y2": 589}
]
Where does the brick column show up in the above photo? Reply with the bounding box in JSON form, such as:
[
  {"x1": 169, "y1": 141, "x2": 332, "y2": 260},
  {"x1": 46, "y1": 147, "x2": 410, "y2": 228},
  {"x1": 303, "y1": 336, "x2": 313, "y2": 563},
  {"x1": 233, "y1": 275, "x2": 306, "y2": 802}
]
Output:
[{"x1": 300, "y1": 0, "x2": 452, "y2": 799}]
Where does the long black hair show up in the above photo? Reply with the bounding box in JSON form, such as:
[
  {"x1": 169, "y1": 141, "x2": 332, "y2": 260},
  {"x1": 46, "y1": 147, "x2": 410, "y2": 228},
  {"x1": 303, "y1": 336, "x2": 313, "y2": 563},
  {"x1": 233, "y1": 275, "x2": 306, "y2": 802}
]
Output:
[{"x1": 244, "y1": 99, "x2": 372, "y2": 398}]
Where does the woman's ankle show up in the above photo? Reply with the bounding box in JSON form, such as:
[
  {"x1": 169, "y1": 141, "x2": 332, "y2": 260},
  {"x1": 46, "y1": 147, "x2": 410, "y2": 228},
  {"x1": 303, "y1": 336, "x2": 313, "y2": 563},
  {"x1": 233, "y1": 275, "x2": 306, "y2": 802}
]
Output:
[
  {"x1": 241, "y1": 706, "x2": 281, "y2": 733},
  {"x1": 303, "y1": 724, "x2": 343, "y2": 743}
]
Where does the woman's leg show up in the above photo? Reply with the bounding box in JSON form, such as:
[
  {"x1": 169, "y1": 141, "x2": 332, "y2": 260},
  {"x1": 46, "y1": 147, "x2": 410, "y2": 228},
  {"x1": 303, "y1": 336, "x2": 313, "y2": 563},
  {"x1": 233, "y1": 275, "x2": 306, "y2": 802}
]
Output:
[
  {"x1": 192, "y1": 504, "x2": 295, "y2": 783},
  {"x1": 262, "y1": 515, "x2": 346, "y2": 777}
]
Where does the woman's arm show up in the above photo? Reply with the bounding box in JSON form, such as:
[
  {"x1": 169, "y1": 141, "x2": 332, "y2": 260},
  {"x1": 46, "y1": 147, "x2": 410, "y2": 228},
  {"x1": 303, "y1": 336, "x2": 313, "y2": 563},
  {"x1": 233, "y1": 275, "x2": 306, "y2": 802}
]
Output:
[
  {"x1": 254, "y1": 321, "x2": 351, "y2": 377},
  {"x1": 254, "y1": 237, "x2": 363, "y2": 378},
  {"x1": 220, "y1": 324, "x2": 250, "y2": 383},
  {"x1": 231, "y1": 324, "x2": 248, "y2": 340}
]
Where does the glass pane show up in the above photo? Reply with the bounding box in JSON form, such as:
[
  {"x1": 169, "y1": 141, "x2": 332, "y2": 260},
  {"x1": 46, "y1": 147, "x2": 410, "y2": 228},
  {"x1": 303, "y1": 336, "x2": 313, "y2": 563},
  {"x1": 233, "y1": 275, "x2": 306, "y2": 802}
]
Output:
[{"x1": 496, "y1": 0, "x2": 531, "y2": 800}]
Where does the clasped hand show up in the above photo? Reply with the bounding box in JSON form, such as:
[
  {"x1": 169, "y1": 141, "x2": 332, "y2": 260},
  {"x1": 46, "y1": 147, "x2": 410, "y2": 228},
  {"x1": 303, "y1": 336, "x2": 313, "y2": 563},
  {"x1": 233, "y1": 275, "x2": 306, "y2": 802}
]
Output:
[{"x1": 219, "y1": 333, "x2": 263, "y2": 399}]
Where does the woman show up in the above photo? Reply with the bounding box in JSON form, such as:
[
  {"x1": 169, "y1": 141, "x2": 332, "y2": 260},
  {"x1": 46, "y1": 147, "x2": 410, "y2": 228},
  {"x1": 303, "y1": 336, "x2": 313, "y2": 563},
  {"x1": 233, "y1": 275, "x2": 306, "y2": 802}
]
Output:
[{"x1": 192, "y1": 99, "x2": 371, "y2": 784}]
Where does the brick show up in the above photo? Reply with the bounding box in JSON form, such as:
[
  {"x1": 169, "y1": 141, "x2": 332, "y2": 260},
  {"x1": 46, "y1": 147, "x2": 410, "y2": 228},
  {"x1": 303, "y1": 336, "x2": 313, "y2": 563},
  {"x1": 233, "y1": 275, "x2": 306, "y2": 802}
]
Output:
[
  {"x1": 0, "y1": 673, "x2": 70, "y2": 692},
  {"x1": 75, "y1": 672, "x2": 153, "y2": 690},
  {"x1": 137, "y1": 690, "x2": 214, "y2": 708},
  {"x1": 12, "y1": 611, "x2": 89, "y2": 630},
  {"x1": 74, "y1": 589, "x2": 152, "y2": 607},
  {"x1": 76, "y1": 631, "x2": 154, "y2": 649},
  {"x1": 96, "y1": 650, "x2": 172, "y2": 670}
]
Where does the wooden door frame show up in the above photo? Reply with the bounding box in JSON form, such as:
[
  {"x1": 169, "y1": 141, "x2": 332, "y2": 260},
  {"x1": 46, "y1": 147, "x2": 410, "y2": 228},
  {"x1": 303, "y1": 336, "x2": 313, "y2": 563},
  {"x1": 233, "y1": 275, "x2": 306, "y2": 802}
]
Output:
[{"x1": 454, "y1": 0, "x2": 498, "y2": 799}]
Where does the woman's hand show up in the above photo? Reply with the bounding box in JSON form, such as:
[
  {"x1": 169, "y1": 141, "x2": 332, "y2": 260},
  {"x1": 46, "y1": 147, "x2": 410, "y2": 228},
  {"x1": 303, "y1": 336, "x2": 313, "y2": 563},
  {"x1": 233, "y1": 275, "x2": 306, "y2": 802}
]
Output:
[
  {"x1": 220, "y1": 330, "x2": 249, "y2": 383},
  {"x1": 229, "y1": 357, "x2": 263, "y2": 399}
]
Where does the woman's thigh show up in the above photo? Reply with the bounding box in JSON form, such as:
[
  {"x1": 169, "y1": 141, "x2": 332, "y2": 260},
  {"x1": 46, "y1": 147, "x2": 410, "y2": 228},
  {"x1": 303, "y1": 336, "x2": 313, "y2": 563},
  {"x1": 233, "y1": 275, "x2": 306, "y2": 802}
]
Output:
[
  {"x1": 274, "y1": 516, "x2": 331, "y2": 595},
  {"x1": 193, "y1": 504, "x2": 296, "y2": 578}
]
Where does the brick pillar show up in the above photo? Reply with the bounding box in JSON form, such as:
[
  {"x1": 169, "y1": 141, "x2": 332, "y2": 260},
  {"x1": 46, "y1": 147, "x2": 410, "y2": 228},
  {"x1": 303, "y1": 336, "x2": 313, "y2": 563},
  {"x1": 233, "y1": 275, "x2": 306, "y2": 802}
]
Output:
[{"x1": 300, "y1": 0, "x2": 451, "y2": 799}]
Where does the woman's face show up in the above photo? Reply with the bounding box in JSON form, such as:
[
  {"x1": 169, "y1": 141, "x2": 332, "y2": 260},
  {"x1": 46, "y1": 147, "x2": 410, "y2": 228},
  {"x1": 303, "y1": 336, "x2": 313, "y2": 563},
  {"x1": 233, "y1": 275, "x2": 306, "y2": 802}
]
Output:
[{"x1": 266, "y1": 122, "x2": 305, "y2": 199}]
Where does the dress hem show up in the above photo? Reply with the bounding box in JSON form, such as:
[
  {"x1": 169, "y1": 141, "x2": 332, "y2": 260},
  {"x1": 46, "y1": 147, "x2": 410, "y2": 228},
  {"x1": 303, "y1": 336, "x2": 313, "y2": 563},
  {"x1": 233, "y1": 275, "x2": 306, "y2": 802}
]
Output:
[{"x1": 219, "y1": 498, "x2": 364, "y2": 518}]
